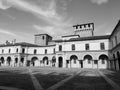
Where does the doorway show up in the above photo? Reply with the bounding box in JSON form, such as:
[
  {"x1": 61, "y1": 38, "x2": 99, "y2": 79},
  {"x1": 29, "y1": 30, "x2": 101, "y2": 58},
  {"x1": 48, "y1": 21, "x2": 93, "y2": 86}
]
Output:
[
  {"x1": 80, "y1": 60, "x2": 83, "y2": 68},
  {"x1": 58, "y1": 57, "x2": 63, "y2": 68}
]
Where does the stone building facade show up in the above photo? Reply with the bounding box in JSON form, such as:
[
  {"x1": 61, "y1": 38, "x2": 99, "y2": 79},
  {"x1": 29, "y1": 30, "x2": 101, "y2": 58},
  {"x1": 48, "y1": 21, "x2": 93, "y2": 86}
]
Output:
[{"x1": 0, "y1": 21, "x2": 120, "y2": 70}]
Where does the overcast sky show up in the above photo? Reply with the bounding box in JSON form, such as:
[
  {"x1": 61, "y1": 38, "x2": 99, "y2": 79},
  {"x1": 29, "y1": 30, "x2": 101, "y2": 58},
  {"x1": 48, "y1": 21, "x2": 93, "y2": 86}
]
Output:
[{"x1": 0, "y1": 0, "x2": 119, "y2": 43}]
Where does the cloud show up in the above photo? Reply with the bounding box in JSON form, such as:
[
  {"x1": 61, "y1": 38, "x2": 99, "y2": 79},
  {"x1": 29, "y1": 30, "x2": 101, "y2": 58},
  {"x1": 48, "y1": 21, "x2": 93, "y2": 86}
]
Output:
[
  {"x1": 0, "y1": 28, "x2": 17, "y2": 36},
  {"x1": 0, "y1": 11, "x2": 16, "y2": 20},
  {"x1": 33, "y1": 25, "x2": 70, "y2": 35},
  {"x1": 0, "y1": 0, "x2": 73, "y2": 38},
  {"x1": 90, "y1": 0, "x2": 109, "y2": 5},
  {"x1": 0, "y1": 0, "x2": 11, "y2": 9},
  {"x1": 0, "y1": 0, "x2": 61, "y2": 21},
  {"x1": 95, "y1": 23, "x2": 112, "y2": 35},
  {"x1": 0, "y1": 28, "x2": 25, "y2": 39},
  {"x1": 33, "y1": 25, "x2": 56, "y2": 35},
  {"x1": 0, "y1": 0, "x2": 72, "y2": 27}
]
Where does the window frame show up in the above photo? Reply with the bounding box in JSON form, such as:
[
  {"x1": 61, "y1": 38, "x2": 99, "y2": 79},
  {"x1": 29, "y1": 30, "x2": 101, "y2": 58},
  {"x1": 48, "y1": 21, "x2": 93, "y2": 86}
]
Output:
[
  {"x1": 100, "y1": 43, "x2": 105, "y2": 50},
  {"x1": 34, "y1": 49, "x2": 37, "y2": 54},
  {"x1": 59, "y1": 45, "x2": 62, "y2": 51},
  {"x1": 85, "y1": 44, "x2": 89, "y2": 50},
  {"x1": 9, "y1": 49, "x2": 11, "y2": 53},
  {"x1": 45, "y1": 49, "x2": 47, "y2": 54},
  {"x1": 72, "y1": 44, "x2": 75, "y2": 51}
]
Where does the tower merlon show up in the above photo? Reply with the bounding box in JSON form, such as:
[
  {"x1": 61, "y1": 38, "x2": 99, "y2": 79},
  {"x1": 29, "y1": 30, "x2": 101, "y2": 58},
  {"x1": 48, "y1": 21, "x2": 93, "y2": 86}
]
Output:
[{"x1": 73, "y1": 23, "x2": 94, "y2": 37}]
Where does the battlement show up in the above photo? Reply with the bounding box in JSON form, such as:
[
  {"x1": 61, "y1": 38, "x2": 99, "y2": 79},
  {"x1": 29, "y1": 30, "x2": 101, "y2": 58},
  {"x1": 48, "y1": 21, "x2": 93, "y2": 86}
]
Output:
[
  {"x1": 73, "y1": 23, "x2": 94, "y2": 31},
  {"x1": 73, "y1": 23, "x2": 94, "y2": 37}
]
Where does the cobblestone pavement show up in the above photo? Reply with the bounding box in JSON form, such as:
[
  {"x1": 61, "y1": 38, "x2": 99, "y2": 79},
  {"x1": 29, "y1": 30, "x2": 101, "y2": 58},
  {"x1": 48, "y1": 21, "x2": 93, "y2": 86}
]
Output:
[{"x1": 0, "y1": 67, "x2": 120, "y2": 90}]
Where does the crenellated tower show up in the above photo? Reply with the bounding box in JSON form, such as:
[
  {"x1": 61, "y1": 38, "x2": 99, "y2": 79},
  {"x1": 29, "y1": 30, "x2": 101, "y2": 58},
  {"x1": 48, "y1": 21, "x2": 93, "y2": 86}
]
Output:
[{"x1": 73, "y1": 23, "x2": 94, "y2": 37}]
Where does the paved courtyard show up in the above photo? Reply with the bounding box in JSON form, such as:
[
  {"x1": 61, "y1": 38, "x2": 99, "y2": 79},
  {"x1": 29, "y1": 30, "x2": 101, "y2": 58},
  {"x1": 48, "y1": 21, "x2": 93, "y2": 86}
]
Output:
[{"x1": 0, "y1": 67, "x2": 120, "y2": 90}]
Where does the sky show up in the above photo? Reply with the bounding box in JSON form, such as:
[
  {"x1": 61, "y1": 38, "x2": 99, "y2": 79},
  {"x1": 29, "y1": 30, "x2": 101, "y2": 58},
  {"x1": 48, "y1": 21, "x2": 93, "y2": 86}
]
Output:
[{"x1": 0, "y1": 0, "x2": 120, "y2": 44}]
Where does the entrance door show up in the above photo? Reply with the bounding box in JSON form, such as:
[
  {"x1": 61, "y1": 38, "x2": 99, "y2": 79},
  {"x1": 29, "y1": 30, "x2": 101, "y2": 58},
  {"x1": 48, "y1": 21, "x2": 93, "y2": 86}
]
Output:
[
  {"x1": 58, "y1": 57, "x2": 63, "y2": 68},
  {"x1": 93, "y1": 60, "x2": 98, "y2": 69},
  {"x1": 80, "y1": 61, "x2": 83, "y2": 68},
  {"x1": 26, "y1": 61, "x2": 30, "y2": 66}
]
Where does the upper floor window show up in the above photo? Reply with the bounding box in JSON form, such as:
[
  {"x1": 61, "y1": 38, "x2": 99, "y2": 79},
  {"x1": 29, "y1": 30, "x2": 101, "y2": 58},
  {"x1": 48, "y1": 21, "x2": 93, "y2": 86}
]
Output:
[
  {"x1": 100, "y1": 43, "x2": 105, "y2": 50},
  {"x1": 72, "y1": 44, "x2": 75, "y2": 51},
  {"x1": 22, "y1": 48, "x2": 25, "y2": 53},
  {"x1": 53, "y1": 48, "x2": 55, "y2": 54},
  {"x1": 34, "y1": 49, "x2": 37, "y2": 54},
  {"x1": 115, "y1": 36, "x2": 118, "y2": 45},
  {"x1": 9, "y1": 49, "x2": 11, "y2": 53},
  {"x1": 45, "y1": 49, "x2": 47, "y2": 54},
  {"x1": 2, "y1": 49, "x2": 4, "y2": 53},
  {"x1": 59, "y1": 45, "x2": 62, "y2": 51},
  {"x1": 42, "y1": 36, "x2": 44, "y2": 40},
  {"x1": 16, "y1": 48, "x2": 18, "y2": 53},
  {"x1": 85, "y1": 44, "x2": 89, "y2": 50}
]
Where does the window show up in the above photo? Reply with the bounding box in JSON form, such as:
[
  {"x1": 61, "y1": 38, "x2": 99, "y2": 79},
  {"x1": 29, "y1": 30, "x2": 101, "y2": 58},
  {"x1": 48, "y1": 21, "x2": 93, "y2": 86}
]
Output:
[
  {"x1": 16, "y1": 48, "x2": 18, "y2": 53},
  {"x1": 66, "y1": 60, "x2": 69, "y2": 64},
  {"x1": 72, "y1": 44, "x2": 75, "y2": 51},
  {"x1": 85, "y1": 44, "x2": 89, "y2": 50},
  {"x1": 42, "y1": 36, "x2": 44, "y2": 40},
  {"x1": 53, "y1": 48, "x2": 55, "y2": 54},
  {"x1": 34, "y1": 49, "x2": 37, "y2": 54},
  {"x1": 59, "y1": 45, "x2": 62, "y2": 51},
  {"x1": 9, "y1": 49, "x2": 11, "y2": 53},
  {"x1": 22, "y1": 48, "x2": 25, "y2": 53},
  {"x1": 100, "y1": 43, "x2": 105, "y2": 50},
  {"x1": 115, "y1": 36, "x2": 118, "y2": 45},
  {"x1": 2, "y1": 49, "x2": 4, "y2": 53},
  {"x1": 45, "y1": 49, "x2": 47, "y2": 54},
  {"x1": 94, "y1": 60, "x2": 98, "y2": 64}
]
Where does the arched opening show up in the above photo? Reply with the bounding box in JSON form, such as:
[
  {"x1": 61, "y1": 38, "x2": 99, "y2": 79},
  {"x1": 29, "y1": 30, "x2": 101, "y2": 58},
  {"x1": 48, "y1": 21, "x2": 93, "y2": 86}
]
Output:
[
  {"x1": 7, "y1": 57, "x2": 12, "y2": 66},
  {"x1": 99, "y1": 54, "x2": 108, "y2": 64},
  {"x1": 52, "y1": 56, "x2": 56, "y2": 67},
  {"x1": 43, "y1": 57, "x2": 49, "y2": 66},
  {"x1": 83, "y1": 55, "x2": 93, "y2": 68},
  {"x1": 21, "y1": 58, "x2": 24, "y2": 66},
  {"x1": 58, "y1": 57, "x2": 63, "y2": 68},
  {"x1": 0, "y1": 57, "x2": 4, "y2": 64},
  {"x1": 117, "y1": 51, "x2": 120, "y2": 69},
  {"x1": 84, "y1": 55, "x2": 92, "y2": 64},
  {"x1": 15, "y1": 58, "x2": 18, "y2": 63},
  {"x1": 70, "y1": 55, "x2": 78, "y2": 64},
  {"x1": 15, "y1": 58, "x2": 18, "y2": 67},
  {"x1": 70, "y1": 55, "x2": 78, "y2": 68},
  {"x1": 31, "y1": 57, "x2": 38, "y2": 66}
]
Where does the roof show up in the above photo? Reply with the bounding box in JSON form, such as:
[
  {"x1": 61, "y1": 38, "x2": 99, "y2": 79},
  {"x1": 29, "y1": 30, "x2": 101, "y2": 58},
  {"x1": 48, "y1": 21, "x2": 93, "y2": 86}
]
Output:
[
  {"x1": 34, "y1": 34, "x2": 52, "y2": 38},
  {"x1": 55, "y1": 35, "x2": 110, "y2": 42},
  {"x1": 62, "y1": 34, "x2": 80, "y2": 38},
  {"x1": 110, "y1": 20, "x2": 120, "y2": 38},
  {"x1": 0, "y1": 42, "x2": 55, "y2": 47}
]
